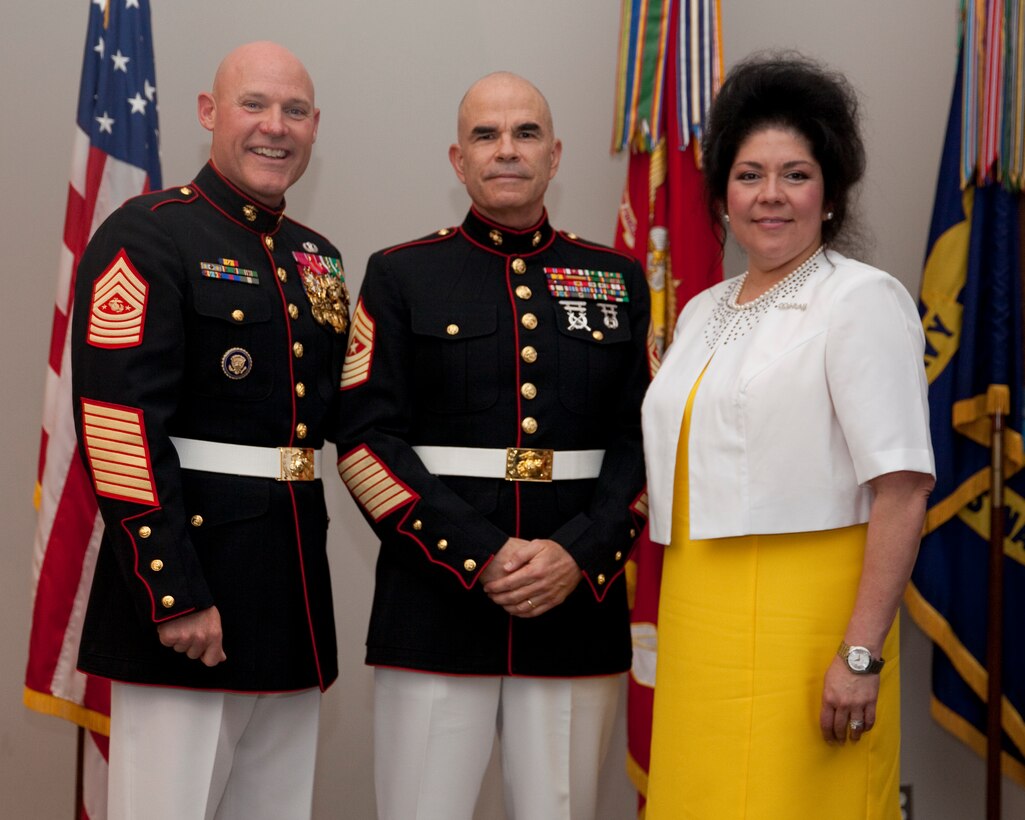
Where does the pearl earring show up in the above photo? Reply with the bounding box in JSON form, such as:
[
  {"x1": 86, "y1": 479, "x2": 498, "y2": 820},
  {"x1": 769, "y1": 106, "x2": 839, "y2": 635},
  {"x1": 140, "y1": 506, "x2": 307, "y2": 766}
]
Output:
[
  {"x1": 722, "y1": 213, "x2": 730, "y2": 223},
  {"x1": 824, "y1": 211, "x2": 834, "y2": 221}
]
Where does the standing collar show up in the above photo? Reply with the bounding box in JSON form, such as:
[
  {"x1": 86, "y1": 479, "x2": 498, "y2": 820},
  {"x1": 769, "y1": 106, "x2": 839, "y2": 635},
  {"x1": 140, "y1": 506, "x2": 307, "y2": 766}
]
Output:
[
  {"x1": 459, "y1": 207, "x2": 555, "y2": 255},
  {"x1": 191, "y1": 162, "x2": 285, "y2": 234}
]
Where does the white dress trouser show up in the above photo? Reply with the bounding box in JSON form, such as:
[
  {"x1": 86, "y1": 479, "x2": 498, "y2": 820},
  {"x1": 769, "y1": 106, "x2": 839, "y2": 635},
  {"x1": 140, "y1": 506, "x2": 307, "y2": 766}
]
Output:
[
  {"x1": 374, "y1": 668, "x2": 622, "y2": 820},
  {"x1": 108, "y1": 682, "x2": 320, "y2": 820}
]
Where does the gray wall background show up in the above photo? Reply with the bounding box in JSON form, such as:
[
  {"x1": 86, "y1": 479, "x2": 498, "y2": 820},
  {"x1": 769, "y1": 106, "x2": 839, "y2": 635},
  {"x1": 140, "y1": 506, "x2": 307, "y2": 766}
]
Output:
[{"x1": 3, "y1": 1, "x2": 1023, "y2": 818}]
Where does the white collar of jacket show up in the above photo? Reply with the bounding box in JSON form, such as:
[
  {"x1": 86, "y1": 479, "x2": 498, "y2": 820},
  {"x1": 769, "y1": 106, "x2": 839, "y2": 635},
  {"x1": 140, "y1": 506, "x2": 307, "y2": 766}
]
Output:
[{"x1": 641, "y1": 249, "x2": 934, "y2": 544}]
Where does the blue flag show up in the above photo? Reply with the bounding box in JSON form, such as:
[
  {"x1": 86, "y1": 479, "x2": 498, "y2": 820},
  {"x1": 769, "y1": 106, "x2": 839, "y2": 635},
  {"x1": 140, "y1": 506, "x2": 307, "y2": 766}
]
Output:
[{"x1": 908, "y1": 53, "x2": 1025, "y2": 785}]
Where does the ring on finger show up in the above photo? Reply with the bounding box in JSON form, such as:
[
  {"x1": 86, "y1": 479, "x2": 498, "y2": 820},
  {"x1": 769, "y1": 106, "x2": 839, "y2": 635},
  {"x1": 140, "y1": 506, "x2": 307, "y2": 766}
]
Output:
[
  {"x1": 526, "y1": 598, "x2": 537, "y2": 609},
  {"x1": 849, "y1": 719, "x2": 865, "y2": 731}
]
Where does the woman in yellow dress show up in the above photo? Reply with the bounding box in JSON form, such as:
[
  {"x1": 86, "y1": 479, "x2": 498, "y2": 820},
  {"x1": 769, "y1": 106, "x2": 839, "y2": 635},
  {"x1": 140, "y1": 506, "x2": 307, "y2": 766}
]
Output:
[{"x1": 641, "y1": 53, "x2": 936, "y2": 819}]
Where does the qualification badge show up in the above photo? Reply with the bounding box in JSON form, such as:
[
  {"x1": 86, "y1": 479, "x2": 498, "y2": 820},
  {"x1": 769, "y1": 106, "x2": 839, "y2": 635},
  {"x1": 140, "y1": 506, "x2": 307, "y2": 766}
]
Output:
[{"x1": 292, "y1": 252, "x2": 349, "y2": 333}]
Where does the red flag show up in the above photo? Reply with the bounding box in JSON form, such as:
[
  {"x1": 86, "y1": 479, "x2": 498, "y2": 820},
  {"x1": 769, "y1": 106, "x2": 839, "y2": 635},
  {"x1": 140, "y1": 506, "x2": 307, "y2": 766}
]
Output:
[
  {"x1": 613, "y1": 6, "x2": 722, "y2": 812},
  {"x1": 25, "y1": 3, "x2": 161, "y2": 817}
]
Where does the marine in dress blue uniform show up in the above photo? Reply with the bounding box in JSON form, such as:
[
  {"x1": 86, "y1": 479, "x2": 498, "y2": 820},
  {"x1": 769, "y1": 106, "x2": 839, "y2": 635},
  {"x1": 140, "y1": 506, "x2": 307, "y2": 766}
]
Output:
[
  {"x1": 71, "y1": 43, "x2": 345, "y2": 820},
  {"x1": 337, "y1": 72, "x2": 651, "y2": 820}
]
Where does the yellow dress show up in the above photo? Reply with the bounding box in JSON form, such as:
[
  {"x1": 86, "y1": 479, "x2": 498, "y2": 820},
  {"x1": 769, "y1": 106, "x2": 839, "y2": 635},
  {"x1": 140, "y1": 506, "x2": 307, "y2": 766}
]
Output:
[{"x1": 645, "y1": 374, "x2": 901, "y2": 820}]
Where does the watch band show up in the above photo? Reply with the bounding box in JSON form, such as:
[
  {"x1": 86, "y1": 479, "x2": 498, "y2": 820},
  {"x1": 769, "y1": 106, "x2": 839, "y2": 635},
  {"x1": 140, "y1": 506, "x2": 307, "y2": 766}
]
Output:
[{"x1": 838, "y1": 640, "x2": 885, "y2": 674}]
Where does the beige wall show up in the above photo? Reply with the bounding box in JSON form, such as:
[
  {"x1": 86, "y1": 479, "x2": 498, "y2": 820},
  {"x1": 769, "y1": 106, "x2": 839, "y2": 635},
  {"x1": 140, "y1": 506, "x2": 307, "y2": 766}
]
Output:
[{"x1": 2, "y1": 1, "x2": 1021, "y2": 818}]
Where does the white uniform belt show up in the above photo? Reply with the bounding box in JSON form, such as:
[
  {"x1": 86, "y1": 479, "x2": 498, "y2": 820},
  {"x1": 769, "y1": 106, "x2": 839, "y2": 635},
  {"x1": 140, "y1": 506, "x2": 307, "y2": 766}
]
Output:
[
  {"x1": 413, "y1": 445, "x2": 604, "y2": 482},
  {"x1": 170, "y1": 437, "x2": 322, "y2": 481}
]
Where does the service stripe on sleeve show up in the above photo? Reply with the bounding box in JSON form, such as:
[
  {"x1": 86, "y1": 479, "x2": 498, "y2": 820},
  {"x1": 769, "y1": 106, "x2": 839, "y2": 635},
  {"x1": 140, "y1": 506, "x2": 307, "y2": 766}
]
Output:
[
  {"x1": 87, "y1": 249, "x2": 148, "y2": 348},
  {"x1": 340, "y1": 299, "x2": 374, "y2": 390},
  {"x1": 80, "y1": 400, "x2": 157, "y2": 505},
  {"x1": 339, "y1": 445, "x2": 414, "y2": 521},
  {"x1": 631, "y1": 490, "x2": 649, "y2": 519}
]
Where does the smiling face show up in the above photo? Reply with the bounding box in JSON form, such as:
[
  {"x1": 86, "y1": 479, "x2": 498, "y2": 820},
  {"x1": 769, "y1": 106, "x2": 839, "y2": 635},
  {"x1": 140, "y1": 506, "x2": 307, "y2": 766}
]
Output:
[
  {"x1": 725, "y1": 126, "x2": 828, "y2": 277},
  {"x1": 448, "y1": 73, "x2": 562, "y2": 229},
  {"x1": 198, "y1": 42, "x2": 319, "y2": 208}
]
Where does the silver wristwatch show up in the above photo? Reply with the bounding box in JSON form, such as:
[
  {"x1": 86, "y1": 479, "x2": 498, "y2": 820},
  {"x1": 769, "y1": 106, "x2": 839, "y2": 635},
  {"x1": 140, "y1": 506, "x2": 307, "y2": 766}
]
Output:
[{"x1": 838, "y1": 640, "x2": 884, "y2": 674}]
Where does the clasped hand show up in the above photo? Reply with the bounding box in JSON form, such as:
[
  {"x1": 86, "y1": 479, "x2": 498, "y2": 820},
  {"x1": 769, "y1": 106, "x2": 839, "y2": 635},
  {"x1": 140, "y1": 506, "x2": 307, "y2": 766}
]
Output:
[{"x1": 481, "y1": 537, "x2": 582, "y2": 618}]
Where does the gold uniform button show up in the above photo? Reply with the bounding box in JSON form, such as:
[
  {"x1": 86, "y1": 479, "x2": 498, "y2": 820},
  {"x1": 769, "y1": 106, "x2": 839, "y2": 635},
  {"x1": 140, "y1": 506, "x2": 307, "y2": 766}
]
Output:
[
  {"x1": 138, "y1": 526, "x2": 152, "y2": 539},
  {"x1": 464, "y1": 559, "x2": 477, "y2": 572},
  {"x1": 264, "y1": 235, "x2": 275, "y2": 251},
  {"x1": 190, "y1": 515, "x2": 204, "y2": 527},
  {"x1": 521, "y1": 313, "x2": 538, "y2": 330},
  {"x1": 296, "y1": 423, "x2": 308, "y2": 439},
  {"x1": 629, "y1": 528, "x2": 637, "y2": 539},
  {"x1": 566, "y1": 231, "x2": 579, "y2": 240},
  {"x1": 614, "y1": 551, "x2": 623, "y2": 561},
  {"x1": 412, "y1": 519, "x2": 423, "y2": 531},
  {"x1": 521, "y1": 382, "x2": 537, "y2": 400},
  {"x1": 293, "y1": 342, "x2": 304, "y2": 358},
  {"x1": 489, "y1": 230, "x2": 503, "y2": 246},
  {"x1": 277, "y1": 266, "x2": 288, "y2": 283},
  {"x1": 597, "y1": 573, "x2": 607, "y2": 585},
  {"x1": 437, "y1": 539, "x2": 448, "y2": 551},
  {"x1": 242, "y1": 204, "x2": 258, "y2": 222},
  {"x1": 161, "y1": 595, "x2": 175, "y2": 609},
  {"x1": 437, "y1": 228, "x2": 451, "y2": 236},
  {"x1": 511, "y1": 258, "x2": 527, "y2": 275},
  {"x1": 521, "y1": 417, "x2": 538, "y2": 434},
  {"x1": 288, "y1": 303, "x2": 300, "y2": 320},
  {"x1": 532, "y1": 231, "x2": 543, "y2": 247},
  {"x1": 515, "y1": 285, "x2": 532, "y2": 300},
  {"x1": 231, "y1": 309, "x2": 245, "y2": 322},
  {"x1": 446, "y1": 324, "x2": 460, "y2": 336},
  {"x1": 296, "y1": 382, "x2": 306, "y2": 398},
  {"x1": 150, "y1": 559, "x2": 164, "y2": 572},
  {"x1": 179, "y1": 186, "x2": 192, "y2": 196},
  {"x1": 592, "y1": 330, "x2": 604, "y2": 341},
  {"x1": 521, "y1": 346, "x2": 538, "y2": 364}
]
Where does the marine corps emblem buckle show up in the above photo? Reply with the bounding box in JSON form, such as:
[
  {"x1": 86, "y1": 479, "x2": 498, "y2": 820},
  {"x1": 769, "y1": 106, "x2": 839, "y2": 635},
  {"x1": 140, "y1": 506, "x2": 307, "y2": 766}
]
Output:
[
  {"x1": 505, "y1": 448, "x2": 553, "y2": 482},
  {"x1": 279, "y1": 447, "x2": 316, "y2": 481}
]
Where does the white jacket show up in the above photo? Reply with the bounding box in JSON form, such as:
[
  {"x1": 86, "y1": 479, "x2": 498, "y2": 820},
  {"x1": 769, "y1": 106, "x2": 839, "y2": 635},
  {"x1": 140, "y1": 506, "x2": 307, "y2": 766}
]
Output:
[{"x1": 642, "y1": 250, "x2": 935, "y2": 543}]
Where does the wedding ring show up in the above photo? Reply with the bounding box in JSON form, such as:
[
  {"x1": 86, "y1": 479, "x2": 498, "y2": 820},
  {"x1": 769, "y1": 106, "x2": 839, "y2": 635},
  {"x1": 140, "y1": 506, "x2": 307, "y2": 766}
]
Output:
[
  {"x1": 527, "y1": 598, "x2": 536, "y2": 609},
  {"x1": 849, "y1": 719, "x2": 865, "y2": 731}
]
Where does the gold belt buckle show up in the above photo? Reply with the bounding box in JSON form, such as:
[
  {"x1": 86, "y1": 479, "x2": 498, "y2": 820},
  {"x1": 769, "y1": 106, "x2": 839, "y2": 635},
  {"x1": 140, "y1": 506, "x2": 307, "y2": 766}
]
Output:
[
  {"x1": 505, "y1": 447, "x2": 553, "y2": 482},
  {"x1": 279, "y1": 447, "x2": 316, "y2": 481}
]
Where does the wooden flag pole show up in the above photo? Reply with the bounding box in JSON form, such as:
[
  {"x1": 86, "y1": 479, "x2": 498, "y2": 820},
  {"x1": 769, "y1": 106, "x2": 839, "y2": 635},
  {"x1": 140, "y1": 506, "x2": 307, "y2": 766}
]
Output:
[{"x1": 985, "y1": 406, "x2": 1005, "y2": 820}]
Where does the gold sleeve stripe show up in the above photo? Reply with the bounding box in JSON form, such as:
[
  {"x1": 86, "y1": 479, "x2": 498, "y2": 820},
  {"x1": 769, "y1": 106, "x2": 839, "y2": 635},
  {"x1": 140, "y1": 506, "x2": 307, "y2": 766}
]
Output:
[
  {"x1": 87, "y1": 249, "x2": 148, "y2": 349},
  {"x1": 631, "y1": 490, "x2": 649, "y2": 518},
  {"x1": 81, "y1": 399, "x2": 157, "y2": 505},
  {"x1": 339, "y1": 445, "x2": 414, "y2": 521},
  {"x1": 340, "y1": 299, "x2": 374, "y2": 390}
]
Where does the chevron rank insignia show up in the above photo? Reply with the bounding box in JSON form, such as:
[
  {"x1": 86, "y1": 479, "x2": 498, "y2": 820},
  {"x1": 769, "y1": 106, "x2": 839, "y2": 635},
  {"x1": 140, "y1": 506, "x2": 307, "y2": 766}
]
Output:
[
  {"x1": 87, "y1": 249, "x2": 148, "y2": 348},
  {"x1": 340, "y1": 299, "x2": 374, "y2": 389},
  {"x1": 544, "y1": 268, "x2": 629, "y2": 303}
]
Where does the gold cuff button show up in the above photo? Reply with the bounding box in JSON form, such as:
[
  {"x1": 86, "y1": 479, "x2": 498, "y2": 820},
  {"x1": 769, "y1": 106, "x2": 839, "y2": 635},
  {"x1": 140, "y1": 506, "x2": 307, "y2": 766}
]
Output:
[
  {"x1": 190, "y1": 515, "x2": 204, "y2": 527},
  {"x1": 277, "y1": 266, "x2": 288, "y2": 283},
  {"x1": 515, "y1": 285, "x2": 532, "y2": 300},
  {"x1": 296, "y1": 423, "x2": 308, "y2": 440},
  {"x1": 264, "y1": 235, "x2": 275, "y2": 251},
  {"x1": 464, "y1": 559, "x2": 477, "y2": 572},
  {"x1": 597, "y1": 573, "x2": 607, "y2": 585},
  {"x1": 296, "y1": 382, "x2": 306, "y2": 398},
  {"x1": 521, "y1": 417, "x2": 538, "y2": 434},
  {"x1": 592, "y1": 330, "x2": 604, "y2": 341},
  {"x1": 293, "y1": 342, "x2": 304, "y2": 358},
  {"x1": 138, "y1": 526, "x2": 152, "y2": 539},
  {"x1": 231, "y1": 309, "x2": 245, "y2": 322},
  {"x1": 161, "y1": 595, "x2": 175, "y2": 608},
  {"x1": 511, "y1": 259, "x2": 527, "y2": 274},
  {"x1": 521, "y1": 313, "x2": 538, "y2": 330},
  {"x1": 446, "y1": 324, "x2": 460, "y2": 336},
  {"x1": 437, "y1": 539, "x2": 448, "y2": 551},
  {"x1": 150, "y1": 559, "x2": 164, "y2": 572},
  {"x1": 412, "y1": 519, "x2": 423, "y2": 531},
  {"x1": 288, "y1": 303, "x2": 300, "y2": 320},
  {"x1": 521, "y1": 382, "x2": 537, "y2": 400},
  {"x1": 521, "y1": 346, "x2": 537, "y2": 364}
]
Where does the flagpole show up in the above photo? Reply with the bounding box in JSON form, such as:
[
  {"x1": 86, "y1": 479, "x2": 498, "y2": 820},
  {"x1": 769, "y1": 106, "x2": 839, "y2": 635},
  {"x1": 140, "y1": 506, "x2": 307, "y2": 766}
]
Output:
[{"x1": 985, "y1": 405, "x2": 1005, "y2": 820}]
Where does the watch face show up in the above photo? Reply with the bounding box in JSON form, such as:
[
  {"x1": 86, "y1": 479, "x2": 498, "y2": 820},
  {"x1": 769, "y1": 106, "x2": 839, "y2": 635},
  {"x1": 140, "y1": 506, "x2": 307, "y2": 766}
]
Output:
[{"x1": 848, "y1": 646, "x2": 871, "y2": 673}]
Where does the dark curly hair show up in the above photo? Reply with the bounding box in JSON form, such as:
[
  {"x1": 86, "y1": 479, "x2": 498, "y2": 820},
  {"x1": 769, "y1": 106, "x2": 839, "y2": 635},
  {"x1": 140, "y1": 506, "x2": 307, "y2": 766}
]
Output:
[{"x1": 701, "y1": 52, "x2": 865, "y2": 248}]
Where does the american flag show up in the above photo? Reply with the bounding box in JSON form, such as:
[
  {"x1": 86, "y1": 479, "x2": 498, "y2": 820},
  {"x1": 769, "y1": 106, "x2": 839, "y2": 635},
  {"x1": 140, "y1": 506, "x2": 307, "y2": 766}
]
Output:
[{"x1": 24, "y1": 2, "x2": 160, "y2": 817}]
